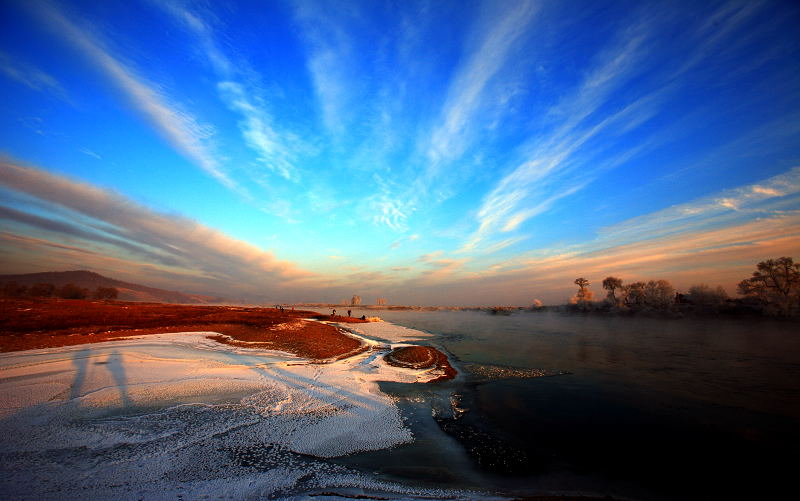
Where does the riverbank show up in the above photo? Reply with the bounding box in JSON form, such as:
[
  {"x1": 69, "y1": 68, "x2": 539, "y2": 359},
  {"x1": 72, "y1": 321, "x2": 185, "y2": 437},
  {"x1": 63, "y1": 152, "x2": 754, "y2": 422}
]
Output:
[{"x1": 0, "y1": 299, "x2": 373, "y2": 357}]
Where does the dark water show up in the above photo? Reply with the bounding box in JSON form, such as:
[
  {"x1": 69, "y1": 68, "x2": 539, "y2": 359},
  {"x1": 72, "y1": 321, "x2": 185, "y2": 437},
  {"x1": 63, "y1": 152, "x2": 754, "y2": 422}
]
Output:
[{"x1": 346, "y1": 309, "x2": 800, "y2": 500}]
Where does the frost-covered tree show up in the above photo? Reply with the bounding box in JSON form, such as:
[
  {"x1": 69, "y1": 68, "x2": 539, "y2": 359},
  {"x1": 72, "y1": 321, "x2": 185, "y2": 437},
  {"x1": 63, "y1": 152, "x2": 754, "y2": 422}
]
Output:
[
  {"x1": 687, "y1": 284, "x2": 728, "y2": 308},
  {"x1": 620, "y1": 280, "x2": 674, "y2": 309},
  {"x1": 643, "y1": 280, "x2": 675, "y2": 309},
  {"x1": 738, "y1": 257, "x2": 800, "y2": 315},
  {"x1": 602, "y1": 276, "x2": 623, "y2": 304},
  {"x1": 621, "y1": 282, "x2": 646, "y2": 307},
  {"x1": 571, "y1": 278, "x2": 594, "y2": 305}
]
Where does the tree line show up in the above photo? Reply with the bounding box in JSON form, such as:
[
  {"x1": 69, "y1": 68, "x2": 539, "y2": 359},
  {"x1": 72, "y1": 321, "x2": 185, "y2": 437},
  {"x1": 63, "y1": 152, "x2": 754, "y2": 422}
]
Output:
[
  {"x1": 565, "y1": 256, "x2": 799, "y2": 317},
  {"x1": 0, "y1": 282, "x2": 119, "y2": 300}
]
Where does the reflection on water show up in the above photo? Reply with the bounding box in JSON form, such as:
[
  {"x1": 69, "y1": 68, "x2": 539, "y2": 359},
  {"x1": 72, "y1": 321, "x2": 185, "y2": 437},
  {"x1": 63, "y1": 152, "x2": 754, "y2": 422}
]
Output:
[{"x1": 347, "y1": 309, "x2": 800, "y2": 499}]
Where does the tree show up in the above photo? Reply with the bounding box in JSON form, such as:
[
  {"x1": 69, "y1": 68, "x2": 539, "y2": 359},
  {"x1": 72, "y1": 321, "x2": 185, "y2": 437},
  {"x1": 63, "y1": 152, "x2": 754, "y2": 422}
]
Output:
[
  {"x1": 621, "y1": 281, "x2": 646, "y2": 307},
  {"x1": 602, "y1": 276, "x2": 623, "y2": 304},
  {"x1": 571, "y1": 278, "x2": 594, "y2": 304},
  {"x1": 351, "y1": 295, "x2": 361, "y2": 306},
  {"x1": 94, "y1": 287, "x2": 119, "y2": 300},
  {"x1": 376, "y1": 297, "x2": 387, "y2": 306},
  {"x1": 643, "y1": 280, "x2": 675, "y2": 309},
  {"x1": 738, "y1": 257, "x2": 800, "y2": 315}
]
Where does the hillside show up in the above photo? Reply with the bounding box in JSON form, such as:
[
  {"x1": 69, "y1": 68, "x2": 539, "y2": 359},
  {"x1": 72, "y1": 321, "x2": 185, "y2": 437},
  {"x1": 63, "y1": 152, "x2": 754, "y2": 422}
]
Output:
[{"x1": 0, "y1": 270, "x2": 227, "y2": 304}]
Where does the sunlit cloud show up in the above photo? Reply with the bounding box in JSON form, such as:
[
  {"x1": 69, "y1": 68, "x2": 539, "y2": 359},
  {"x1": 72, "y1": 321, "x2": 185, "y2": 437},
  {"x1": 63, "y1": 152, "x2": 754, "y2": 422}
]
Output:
[
  {"x1": 0, "y1": 159, "x2": 312, "y2": 299},
  {"x1": 1, "y1": 1, "x2": 796, "y2": 306},
  {"x1": 418, "y1": 250, "x2": 444, "y2": 262}
]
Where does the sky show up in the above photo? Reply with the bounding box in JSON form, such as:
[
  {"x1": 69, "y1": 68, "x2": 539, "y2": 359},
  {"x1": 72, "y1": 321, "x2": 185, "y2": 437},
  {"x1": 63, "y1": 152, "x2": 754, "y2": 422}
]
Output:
[{"x1": 1, "y1": 0, "x2": 799, "y2": 305}]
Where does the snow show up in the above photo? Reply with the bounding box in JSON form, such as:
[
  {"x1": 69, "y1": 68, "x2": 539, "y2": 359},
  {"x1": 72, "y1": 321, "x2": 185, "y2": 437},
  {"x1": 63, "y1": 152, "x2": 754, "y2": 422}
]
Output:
[{"x1": 0, "y1": 325, "x2": 482, "y2": 500}]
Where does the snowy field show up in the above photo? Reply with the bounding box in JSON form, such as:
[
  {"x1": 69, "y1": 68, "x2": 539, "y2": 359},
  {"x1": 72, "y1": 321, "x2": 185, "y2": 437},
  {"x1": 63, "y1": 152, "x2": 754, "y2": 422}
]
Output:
[{"x1": 0, "y1": 324, "x2": 487, "y2": 500}]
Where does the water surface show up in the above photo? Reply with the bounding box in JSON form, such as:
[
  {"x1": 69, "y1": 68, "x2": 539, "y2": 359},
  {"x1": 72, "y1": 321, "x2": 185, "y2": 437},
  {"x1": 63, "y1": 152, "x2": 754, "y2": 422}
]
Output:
[{"x1": 347, "y1": 309, "x2": 800, "y2": 500}]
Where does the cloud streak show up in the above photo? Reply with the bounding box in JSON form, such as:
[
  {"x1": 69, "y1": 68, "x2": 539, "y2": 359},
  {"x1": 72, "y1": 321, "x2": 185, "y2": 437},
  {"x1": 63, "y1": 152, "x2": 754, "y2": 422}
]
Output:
[{"x1": 0, "y1": 50, "x2": 69, "y2": 101}]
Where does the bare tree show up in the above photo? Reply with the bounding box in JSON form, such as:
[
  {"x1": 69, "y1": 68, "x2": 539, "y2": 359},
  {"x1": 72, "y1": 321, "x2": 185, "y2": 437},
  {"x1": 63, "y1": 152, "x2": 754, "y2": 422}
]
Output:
[
  {"x1": 738, "y1": 257, "x2": 800, "y2": 315},
  {"x1": 351, "y1": 295, "x2": 362, "y2": 306},
  {"x1": 376, "y1": 297, "x2": 387, "y2": 306}
]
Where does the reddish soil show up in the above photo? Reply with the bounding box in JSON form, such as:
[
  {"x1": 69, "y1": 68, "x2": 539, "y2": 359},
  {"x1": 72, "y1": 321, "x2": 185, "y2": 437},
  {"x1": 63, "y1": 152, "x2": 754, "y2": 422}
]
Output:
[
  {"x1": 0, "y1": 298, "x2": 363, "y2": 360},
  {"x1": 384, "y1": 345, "x2": 457, "y2": 382}
]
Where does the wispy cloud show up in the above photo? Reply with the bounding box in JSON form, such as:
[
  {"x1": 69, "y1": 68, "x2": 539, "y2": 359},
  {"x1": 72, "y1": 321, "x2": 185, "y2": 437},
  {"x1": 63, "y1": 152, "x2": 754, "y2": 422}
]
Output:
[
  {"x1": 291, "y1": 0, "x2": 360, "y2": 136},
  {"x1": 78, "y1": 147, "x2": 101, "y2": 160},
  {"x1": 0, "y1": 50, "x2": 69, "y2": 101},
  {"x1": 462, "y1": 2, "x2": 768, "y2": 253},
  {"x1": 33, "y1": 1, "x2": 238, "y2": 191},
  {"x1": 154, "y1": 1, "x2": 304, "y2": 182},
  {"x1": 0, "y1": 159, "x2": 312, "y2": 298},
  {"x1": 426, "y1": 0, "x2": 538, "y2": 166}
]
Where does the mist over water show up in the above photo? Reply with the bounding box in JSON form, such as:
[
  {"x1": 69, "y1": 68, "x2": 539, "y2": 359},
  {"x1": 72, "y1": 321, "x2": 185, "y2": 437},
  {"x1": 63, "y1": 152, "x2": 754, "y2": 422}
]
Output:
[{"x1": 347, "y1": 309, "x2": 800, "y2": 499}]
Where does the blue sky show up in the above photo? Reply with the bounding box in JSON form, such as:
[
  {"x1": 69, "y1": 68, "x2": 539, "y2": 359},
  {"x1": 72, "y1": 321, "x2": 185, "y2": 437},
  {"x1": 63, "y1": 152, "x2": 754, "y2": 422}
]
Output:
[{"x1": 1, "y1": 0, "x2": 799, "y2": 305}]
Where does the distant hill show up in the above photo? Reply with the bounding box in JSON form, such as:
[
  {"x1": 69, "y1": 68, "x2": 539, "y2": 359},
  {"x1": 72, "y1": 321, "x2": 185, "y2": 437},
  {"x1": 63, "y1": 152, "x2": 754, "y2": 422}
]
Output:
[{"x1": 0, "y1": 270, "x2": 227, "y2": 304}]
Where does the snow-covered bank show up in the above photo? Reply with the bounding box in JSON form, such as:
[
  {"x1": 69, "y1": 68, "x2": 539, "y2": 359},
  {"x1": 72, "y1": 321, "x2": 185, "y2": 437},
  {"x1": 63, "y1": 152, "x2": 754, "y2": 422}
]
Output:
[{"x1": 0, "y1": 325, "x2": 480, "y2": 499}]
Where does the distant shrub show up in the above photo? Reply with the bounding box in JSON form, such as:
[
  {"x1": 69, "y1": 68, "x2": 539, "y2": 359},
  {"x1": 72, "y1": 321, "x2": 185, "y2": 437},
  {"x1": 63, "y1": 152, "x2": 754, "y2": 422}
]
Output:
[
  {"x1": 59, "y1": 283, "x2": 89, "y2": 299},
  {"x1": 29, "y1": 283, "x2": 56, "y2": 298},
  {"x1": 93, "y1": 287, "x2": 119, "y2": 300},
  {"x1": 1, "y1": 281, "x2": 28, "y2": 298}
]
